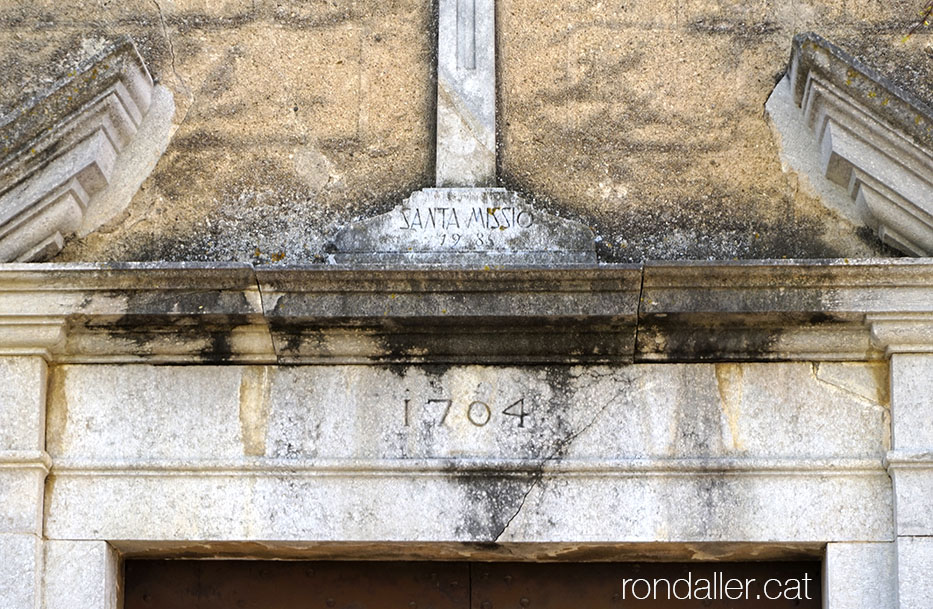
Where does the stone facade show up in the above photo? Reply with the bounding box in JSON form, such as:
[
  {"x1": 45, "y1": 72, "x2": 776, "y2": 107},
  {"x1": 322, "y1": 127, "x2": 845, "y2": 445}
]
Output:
[
  {"x1": 2, "y1": 2, "x2": 933, "y2": 608},
  {"x1": 0, "y1": 262, "x2": 928, "y2": 607}
]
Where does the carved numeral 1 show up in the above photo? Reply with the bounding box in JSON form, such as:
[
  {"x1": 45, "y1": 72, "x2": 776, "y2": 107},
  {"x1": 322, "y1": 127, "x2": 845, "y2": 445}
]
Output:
[{"x1": 502, "y1": 398, "x2": 529, "y2": 428}]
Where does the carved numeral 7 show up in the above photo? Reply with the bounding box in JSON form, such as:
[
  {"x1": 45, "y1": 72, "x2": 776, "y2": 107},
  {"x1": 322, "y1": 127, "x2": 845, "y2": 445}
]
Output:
[
  {"x1": 502, "y1": 398, "x2": 529, "y2": 428},
  {"x1": 426, "y1": 399, "x2": 453, "y2": 425}
]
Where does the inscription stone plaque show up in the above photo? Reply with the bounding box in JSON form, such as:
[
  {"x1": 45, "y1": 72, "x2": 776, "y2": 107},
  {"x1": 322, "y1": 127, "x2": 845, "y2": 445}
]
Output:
[{"x1": 330, "y1": 188, "x2": 595, "y2": 264}]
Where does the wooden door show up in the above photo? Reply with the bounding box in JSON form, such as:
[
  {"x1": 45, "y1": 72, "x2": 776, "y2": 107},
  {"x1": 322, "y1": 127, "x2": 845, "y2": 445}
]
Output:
[{"x1": 125, "y1": 560, "x2": 821, "y2": 608}]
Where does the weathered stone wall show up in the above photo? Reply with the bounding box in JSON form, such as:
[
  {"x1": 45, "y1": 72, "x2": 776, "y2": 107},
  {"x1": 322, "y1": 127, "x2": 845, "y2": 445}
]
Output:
[
  {"x1": 497, "y1": 0, "x2": 933, "y2": 260},
  {"x1": 0, "y1": 0, "x2": 437, "y2": 262},
  {"x1": 0, "y1": 0, "x2": 931, "y2": 261}
]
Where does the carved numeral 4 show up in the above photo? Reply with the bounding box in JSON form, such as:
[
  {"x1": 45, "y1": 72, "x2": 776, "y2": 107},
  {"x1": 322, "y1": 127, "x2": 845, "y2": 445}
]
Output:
[{"x1": 502, "y1": 398, "x2": 529, "y2": 428}]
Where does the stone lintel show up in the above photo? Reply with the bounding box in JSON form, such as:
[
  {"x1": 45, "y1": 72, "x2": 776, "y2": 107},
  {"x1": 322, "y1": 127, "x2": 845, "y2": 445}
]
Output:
[{"x1": 0, "y1": 260, "x2": 926, "y2": 363}]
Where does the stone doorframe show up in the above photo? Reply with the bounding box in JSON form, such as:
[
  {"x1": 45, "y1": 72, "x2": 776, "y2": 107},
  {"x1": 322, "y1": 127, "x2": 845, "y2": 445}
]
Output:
[{"x1": 0, "y1": 259, "x2": 931, "y2": 609}]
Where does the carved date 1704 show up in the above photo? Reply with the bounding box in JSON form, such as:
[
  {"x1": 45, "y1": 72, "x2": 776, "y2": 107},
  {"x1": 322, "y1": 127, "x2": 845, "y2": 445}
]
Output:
[{"x1": 403, "y1": 397, "x2": 530, "y2": 428}]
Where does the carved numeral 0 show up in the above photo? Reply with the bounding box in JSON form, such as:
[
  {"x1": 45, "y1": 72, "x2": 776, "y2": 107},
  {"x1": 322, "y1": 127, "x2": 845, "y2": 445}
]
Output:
[{"x1": 467, "y1": 401, "x2": 491, "y2": 426}]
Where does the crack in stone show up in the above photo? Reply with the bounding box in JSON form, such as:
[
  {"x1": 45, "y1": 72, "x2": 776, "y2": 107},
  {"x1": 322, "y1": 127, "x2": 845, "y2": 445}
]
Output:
[
  {"x1": 151, "y1": 0, "x2": 193, "y2": 104},
  {"x1": 493, "y1": 378, "x2": 624, "y2": 542},
  {"x1": 810, "y1": 362, "x2": 888, "y2": 408},
  {"x1": 252, "y1": 271, "x2": 281, "y2": 364}
]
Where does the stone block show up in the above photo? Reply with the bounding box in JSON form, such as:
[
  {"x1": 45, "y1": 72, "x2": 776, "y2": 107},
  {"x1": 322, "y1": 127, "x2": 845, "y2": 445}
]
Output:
[
  {"x1": 44, "y1": 465, "x2": 891, "y2": 544},
  {"x1": 0, "y1": 357, "x2": 46, "y2": 450},
  {"x1": 0, "y1": 468, "x2": 45, "y2": 534},
  {"x1": 889, "y1": 460, "x2": 933, "y2": 536},
  {"x1": 43, "y1": 541, "x2": 118, "y2": 609},
  {"x1": 890, "y1": 354, "x2": 933, "y2": 450},
  {"x1": 824, "y1": 542, "x2": 896, "y2": 609},
  {"x1": 896, "y1": 537, "x2": 933, "y2": 609},
  {"x1": 0, "y1": 533, "x2": 41, "y2": 609}
]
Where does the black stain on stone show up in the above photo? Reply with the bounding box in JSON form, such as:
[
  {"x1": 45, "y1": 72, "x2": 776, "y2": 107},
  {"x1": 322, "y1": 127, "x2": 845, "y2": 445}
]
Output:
[{"x1": 446, "y1": 469, "x2": 538, "y2": 543}]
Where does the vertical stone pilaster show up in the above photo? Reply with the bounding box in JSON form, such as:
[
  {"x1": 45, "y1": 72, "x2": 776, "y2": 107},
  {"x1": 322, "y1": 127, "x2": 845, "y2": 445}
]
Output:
[
  {"x1": 895, "y1": 537, "x2": 933, "y2": 609},
  {"x1": 0, "y1": 357, "x2": 50, "y2": 609},
  {"x1": 878, "y1": 345, "x2": 933, "y2": 608},
  {"x1": 0, "y1": 534, "x2": 43, "y2": 609},
  {"x1": 436, "y1": 0, "x2": 496, "y2": 187},
  {"x1": 42, "y1": 542, "x2": 119, "y2": 609}
]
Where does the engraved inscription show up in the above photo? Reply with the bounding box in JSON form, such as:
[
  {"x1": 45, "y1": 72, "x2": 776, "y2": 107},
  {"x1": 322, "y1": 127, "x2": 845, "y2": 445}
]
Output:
[
  {"x1": 398, "y1": 207, "x2": 533, "y2": 231},
  {"x1": 457, "y1": 0, "x2": 476, "y2": 70},
  {"x1": 403, "y1": 396, "x2": 531, "y2": 428},
  {"x1": 396, "y1": 205, "x2": 535, "y2": 248}
]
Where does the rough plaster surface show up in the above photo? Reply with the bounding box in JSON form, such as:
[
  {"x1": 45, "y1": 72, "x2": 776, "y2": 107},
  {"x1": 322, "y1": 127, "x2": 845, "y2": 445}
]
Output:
[
  {"x1": 0, "y1": 1, "x2": 436, "y2": 264},
  {"x1": 0, "y1": 2, "x2": 929, "y2": 262}
]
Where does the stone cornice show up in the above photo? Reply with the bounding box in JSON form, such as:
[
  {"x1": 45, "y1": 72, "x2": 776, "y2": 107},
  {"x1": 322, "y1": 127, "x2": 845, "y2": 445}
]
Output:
[{"x1": 0, "y1": 259, "x2": 930, "y2": 363}]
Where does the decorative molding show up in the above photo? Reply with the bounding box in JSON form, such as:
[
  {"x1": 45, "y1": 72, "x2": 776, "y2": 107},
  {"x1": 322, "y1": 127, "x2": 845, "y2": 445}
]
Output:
[
  {"x1": 0, "y1": 37, "x2": 164, "y2": 262},
  {"x1": 638, "y1": 259, "x2": 933, "y2": 362},
  {"x1": 0, "y1": 317, "x2": 66, "y2": 360},
  {"x1": 0, "y1": 260, "x2": 929, "y2": 363},
  {"x1": 885, "y1": 450, "x2": 933, "y2": 471},
  {"x1": 49, "y1": 456, "x2": 885, "y2": 478},
  {"x1": 0, "y1": 450, "x2": 52, "y2": 475},
  {"x1": 780, "y1": 33, "x2": 933, "y2": 256},
  {"x1": 868, "y1": 313, "x2": 933, "y2": 355}
]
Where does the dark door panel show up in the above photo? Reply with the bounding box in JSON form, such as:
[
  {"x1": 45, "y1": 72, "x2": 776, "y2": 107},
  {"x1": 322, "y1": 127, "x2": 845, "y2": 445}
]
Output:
[
  {"x1": 125, "y1": 560, "x2": 820, "y2": 609},
  {"x1": 125, "y1": 560, "x2": 470, "y2": 609}
]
